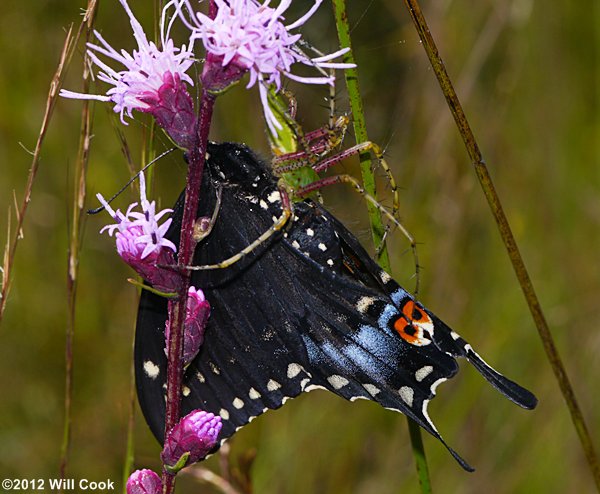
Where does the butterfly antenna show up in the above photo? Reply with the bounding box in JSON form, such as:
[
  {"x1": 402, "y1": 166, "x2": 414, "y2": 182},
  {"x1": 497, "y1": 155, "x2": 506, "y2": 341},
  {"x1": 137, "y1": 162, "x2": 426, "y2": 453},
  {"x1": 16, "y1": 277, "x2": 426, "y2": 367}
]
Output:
[{"x1": 87, "y1": 147, "x2": 176, "y2": 214}]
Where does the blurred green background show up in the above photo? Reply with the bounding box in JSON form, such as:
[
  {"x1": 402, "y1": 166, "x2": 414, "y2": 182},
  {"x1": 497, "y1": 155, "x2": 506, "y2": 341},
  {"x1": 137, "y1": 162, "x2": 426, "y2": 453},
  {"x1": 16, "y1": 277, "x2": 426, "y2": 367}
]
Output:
[{"x1": 0, "y1": 1, "x2": 598, "y2": 493}]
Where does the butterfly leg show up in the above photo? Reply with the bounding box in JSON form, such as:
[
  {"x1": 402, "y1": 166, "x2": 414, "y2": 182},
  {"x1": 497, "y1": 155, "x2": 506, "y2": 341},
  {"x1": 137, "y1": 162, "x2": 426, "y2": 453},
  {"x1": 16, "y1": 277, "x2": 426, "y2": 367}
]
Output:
[
  {"x1": 193, "y1": 184, "x2": 223, "y2": 243},
  {"x1": 185, "y1": 187, "x2": 294, "y2": 271}
]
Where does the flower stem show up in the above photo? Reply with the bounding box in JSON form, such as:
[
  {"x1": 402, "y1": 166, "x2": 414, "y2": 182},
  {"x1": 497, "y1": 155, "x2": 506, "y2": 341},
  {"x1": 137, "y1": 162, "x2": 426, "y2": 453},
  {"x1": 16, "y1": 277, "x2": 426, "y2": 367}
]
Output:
[
  {"x1": 401, "y1": 0, "x2": 600, "y2": 490},
  {"x1": 162, "y1": 90, "x2": 215, "y2": 494},
  {"x1": 330, "y1": 1, "x2": 432, "y2": 492}
]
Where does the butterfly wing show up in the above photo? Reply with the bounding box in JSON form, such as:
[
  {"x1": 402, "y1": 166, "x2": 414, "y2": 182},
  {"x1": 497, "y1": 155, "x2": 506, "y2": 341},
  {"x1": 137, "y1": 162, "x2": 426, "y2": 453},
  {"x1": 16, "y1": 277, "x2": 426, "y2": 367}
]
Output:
[
  {"x1": 315, "y1": 207, "x2": 538, "y2": 410},
  {"x1": 271, "y1": 202, "x2": 476, "y2": 469},
  {"x1": 135, "y1": 142, "x2": 536, "y2": 471},
  {"x1": 136, "y1": 154, "x2": 314, "y2": 444}
]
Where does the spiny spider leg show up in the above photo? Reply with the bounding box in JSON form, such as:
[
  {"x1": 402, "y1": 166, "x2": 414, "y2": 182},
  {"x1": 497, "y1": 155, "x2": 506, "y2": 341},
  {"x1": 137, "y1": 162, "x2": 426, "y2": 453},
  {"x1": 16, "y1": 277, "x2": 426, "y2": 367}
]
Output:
[
  {"x1": 375, "y1": 228, "x2": 391, "y2": 258},
  {"x1": 275, "y1": 140, "x2": 400, "y2": 221},
  {"x1": 272, "y1": 115, "x2": 349, "y2": 169},
  {"x1": 268, "y1": 88, "x2": 415, "y2": 292},
  {"x1": 185, "y1": 186, "x2": 294, "y2": 271},
  {"x1": 296, "y1": 174, "x2": 420, "y2": 296}
]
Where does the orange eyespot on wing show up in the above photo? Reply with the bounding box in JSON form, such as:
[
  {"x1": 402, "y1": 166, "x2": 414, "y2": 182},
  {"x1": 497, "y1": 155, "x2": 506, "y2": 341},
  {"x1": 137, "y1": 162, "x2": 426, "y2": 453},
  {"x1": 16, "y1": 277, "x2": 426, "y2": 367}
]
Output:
[
  {"x1": 392, "y1": 300, "x2": 434, "y2": 346},
  {"x1": 393, "y1": 317, "x2": 422, "y2": 345},
  {"x1": 402, "y1": 300, "x2": 432, "y2": 326}
]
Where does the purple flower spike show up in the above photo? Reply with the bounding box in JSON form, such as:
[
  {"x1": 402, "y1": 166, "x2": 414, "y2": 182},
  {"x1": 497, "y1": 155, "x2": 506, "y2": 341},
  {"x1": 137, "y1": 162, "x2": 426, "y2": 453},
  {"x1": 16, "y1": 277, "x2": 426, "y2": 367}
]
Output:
[
  {"x1": 161, "y1": 410, "x2": 222, "y2": 473},
  {"x1": 98, "y1": 172, "x2": 183, "y2": 292},
  {"x1": 60, "y1": 0, "x2": 195, "y2": 130},
  {"x1": 165, "y1": 286, "x2": 211, "y2": 365},
  {"x1": 178, "y1": 0, "x2": 355, "y2": 133},
  {"x1": 126, "y1": 469, "x2": 161, "y2": 494}
]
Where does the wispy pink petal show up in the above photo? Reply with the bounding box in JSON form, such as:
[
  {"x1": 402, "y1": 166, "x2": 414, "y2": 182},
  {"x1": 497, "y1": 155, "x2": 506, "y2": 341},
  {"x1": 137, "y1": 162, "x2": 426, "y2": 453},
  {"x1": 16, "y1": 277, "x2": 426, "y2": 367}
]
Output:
[
  {"x1": 178, "y1": 0, "x2": 355, "y2": 132},
  {"x1": 60, "y1": 0, "x2": 195, "y2": 124}
]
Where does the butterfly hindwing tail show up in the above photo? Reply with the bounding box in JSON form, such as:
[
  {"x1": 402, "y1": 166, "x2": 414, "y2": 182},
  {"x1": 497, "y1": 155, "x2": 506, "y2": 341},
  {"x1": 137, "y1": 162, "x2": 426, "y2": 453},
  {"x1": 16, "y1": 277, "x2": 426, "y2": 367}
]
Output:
[{"x1": 426, "y1": 317, "x2": 538, "y2": 410}]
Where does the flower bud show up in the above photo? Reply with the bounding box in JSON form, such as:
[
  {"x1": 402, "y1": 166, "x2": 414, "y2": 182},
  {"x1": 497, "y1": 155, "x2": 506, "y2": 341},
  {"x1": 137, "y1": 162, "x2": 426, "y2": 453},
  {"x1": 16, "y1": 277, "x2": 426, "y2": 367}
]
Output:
[
  {"x1": 165, "y1": 287, "x2": 210, "y2": 365},
  {"x1": 126, "y1": 469, "x2": 161, "y2": 494},
  {"x1": 161, "y1": 410, "x2": 222, "y2": 473},
  {"x1": 141, "y1": 72, "x2": 196, "y2": 149}
]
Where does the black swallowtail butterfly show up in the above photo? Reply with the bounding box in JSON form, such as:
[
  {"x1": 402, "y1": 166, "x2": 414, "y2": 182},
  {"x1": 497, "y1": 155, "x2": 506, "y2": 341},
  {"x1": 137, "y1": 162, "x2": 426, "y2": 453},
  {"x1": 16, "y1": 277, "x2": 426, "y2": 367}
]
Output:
[{"x1": 135, "y1": 142, "x2": 537, "y2": 471}]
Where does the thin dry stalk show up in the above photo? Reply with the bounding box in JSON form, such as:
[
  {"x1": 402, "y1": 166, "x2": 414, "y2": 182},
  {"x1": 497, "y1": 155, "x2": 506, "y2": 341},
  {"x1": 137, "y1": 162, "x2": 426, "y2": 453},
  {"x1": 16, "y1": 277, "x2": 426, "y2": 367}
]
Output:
[
  {"x1": 185, "y1": 467, "x2": 243, "y2": 494},
  {"x1": 402, "y1": 0, "x2": 600, "y2": 490},
  {"x1": 422, "y1": 1, "x2": 511, "y2": 162},
  {"x1": 60, "y1": 0, "x2": 99, "y2": 485},
  {"x1": 0, "y1": 0, "x2": 98, "y2": 325},
  {"x1": 112, "y1": 123, "x2": 137, "y2": 182}
]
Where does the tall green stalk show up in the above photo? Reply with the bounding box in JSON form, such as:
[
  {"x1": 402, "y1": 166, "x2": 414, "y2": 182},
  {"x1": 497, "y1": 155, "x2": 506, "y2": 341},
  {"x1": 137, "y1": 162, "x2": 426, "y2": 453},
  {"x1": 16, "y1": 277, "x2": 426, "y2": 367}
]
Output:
[
  {"x1": 331, "y1": 1, "x2": 432, "y2": 493},
  {"x1": 401, "y1": 0, "x2": 600, "y2": 491}
]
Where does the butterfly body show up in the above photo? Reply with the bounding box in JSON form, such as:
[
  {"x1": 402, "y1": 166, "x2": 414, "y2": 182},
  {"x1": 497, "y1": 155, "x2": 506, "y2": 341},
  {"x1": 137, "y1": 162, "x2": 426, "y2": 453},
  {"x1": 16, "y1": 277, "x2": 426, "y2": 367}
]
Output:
[{"x1": 135, "y1": 142, "x2": 536, "y2": 471}]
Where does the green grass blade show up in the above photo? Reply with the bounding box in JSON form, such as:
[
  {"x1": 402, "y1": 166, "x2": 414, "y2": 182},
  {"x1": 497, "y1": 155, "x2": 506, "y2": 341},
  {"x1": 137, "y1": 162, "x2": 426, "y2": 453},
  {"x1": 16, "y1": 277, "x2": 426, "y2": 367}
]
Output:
[{"x1": 331, "y1": 1, "x2": 432, "y2": 492}]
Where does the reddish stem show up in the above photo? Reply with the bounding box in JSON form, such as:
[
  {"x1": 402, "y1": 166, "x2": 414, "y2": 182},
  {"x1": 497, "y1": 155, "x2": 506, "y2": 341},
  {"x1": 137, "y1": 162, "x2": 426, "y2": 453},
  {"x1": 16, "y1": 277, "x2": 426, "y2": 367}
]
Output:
[{"x1": 162, "y1": 89, "x2": 215, "y2": 494}]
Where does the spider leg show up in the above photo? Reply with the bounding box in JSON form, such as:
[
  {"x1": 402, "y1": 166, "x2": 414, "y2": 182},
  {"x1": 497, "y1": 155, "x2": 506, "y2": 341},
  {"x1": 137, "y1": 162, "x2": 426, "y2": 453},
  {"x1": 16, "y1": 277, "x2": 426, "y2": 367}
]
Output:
[
  {"x1": 309, "y1": 141, "x2": 400, "y2": 221},
  {"x1": 185, "y1": 187, "x2": 294, "y2": 271},
  {"x1": 273, "y1": 116, "x2": 349, "y2": 164},
  {"x1": 273, "y1": 137, "x2": 398, "y2": 222},
  {"x1": 374, "y1": 226, "x2": 392, "y2": 258},
  {"x1": 296, "y1": 174, "x2": 420, "y2": 296}
]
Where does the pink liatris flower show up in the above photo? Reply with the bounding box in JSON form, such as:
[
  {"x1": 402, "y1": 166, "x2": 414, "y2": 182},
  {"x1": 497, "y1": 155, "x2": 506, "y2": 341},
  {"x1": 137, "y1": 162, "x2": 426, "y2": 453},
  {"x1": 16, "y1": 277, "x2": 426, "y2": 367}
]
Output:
[
  {"x1": 165, "y1": 286, "x2": 211, "y2": 366},
  {"x1": 178, "y1": 0, "x2": 355, "y2": 133},
  {"x1": 98, "y1": 172, "x2": 183, "y2": 293},
  {"x1": 60, "y1": 0, "x2": 197, "y2": 148},
  {"x1": 161, "y1": 410, "x2": 222, "y2": 473},
  {"x1": 126, "y1": 470, "x2": 161, "y2": 494}
]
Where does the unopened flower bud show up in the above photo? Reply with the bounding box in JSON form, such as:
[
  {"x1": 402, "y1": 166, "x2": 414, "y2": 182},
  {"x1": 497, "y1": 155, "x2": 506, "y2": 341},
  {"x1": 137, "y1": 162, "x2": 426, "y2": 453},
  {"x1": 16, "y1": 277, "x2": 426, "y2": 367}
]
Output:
[
  {"x1": 141, "y1": 72, "x2": 196, "y2": 149},
  {"x1": 126, "y1": 469, "x2": 161, "y2": 494},
  {"x1": 165, "y1": 287, "x2": 210, "y2": 365},
  {"x1": 161, "y1": 410, "x2": 222, "y2": 473}
]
